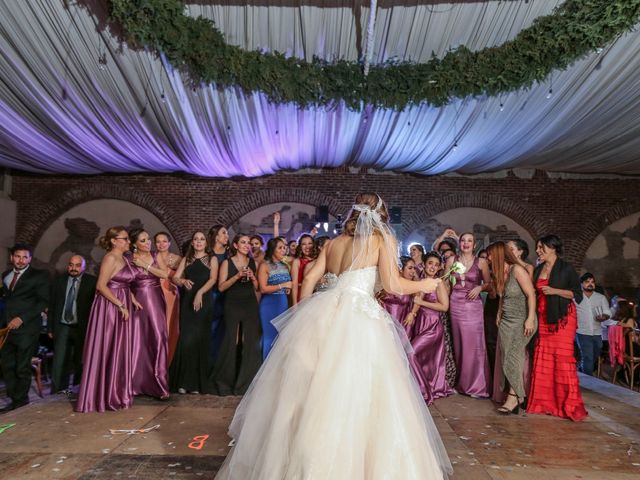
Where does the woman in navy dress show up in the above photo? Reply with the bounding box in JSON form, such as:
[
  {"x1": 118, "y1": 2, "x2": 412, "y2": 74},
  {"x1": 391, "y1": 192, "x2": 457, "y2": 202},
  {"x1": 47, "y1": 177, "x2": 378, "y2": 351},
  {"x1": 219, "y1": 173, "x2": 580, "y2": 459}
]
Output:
[
  {"x1": 208, "y1": 225, "x2": 229, "y2": 365},
  {"x1": 212, "y1": 234, "x2": 262, "y2": 395},
  {"x1": 258, "y1": 237, "x2": 292, "y2": 359}
]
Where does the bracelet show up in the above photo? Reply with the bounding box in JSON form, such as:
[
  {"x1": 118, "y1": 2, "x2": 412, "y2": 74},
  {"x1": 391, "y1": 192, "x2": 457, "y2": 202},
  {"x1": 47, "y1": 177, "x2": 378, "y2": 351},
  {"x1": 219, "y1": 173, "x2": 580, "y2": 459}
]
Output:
[{"x1": 145, "y1": 263, "x2": 152, "y2": 273}]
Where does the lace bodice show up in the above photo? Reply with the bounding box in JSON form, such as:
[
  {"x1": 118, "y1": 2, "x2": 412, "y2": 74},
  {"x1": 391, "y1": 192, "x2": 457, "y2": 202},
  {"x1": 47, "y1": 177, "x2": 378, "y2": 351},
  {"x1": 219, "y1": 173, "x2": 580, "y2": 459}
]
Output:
[{"x1": 334, "y1": 266, "x2": 378, "y2": 296}]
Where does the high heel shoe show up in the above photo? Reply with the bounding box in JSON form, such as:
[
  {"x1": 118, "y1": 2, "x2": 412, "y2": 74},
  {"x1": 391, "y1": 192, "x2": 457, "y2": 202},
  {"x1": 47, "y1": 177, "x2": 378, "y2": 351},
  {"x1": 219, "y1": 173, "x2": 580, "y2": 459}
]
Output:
[{"x1": 497, "y1": 393, "x2": 521, "y2": 415}]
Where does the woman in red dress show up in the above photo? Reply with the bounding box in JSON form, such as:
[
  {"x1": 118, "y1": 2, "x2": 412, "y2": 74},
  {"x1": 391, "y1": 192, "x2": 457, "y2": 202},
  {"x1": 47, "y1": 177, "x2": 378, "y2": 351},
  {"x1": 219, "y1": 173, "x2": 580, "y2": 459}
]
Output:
[
  {"x1": 291, "y1": 234, "x2": 316, "y2": 305},
  {"x1": 527, "y1": 234, "x2": 587, "y2": 421}
]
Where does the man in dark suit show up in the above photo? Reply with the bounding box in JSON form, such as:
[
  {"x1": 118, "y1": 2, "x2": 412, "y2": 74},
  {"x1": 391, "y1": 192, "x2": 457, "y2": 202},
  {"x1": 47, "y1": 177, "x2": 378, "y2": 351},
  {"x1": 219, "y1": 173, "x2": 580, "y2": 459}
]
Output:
[
  {"x1": 48, "y1": 255, "x2": 96, "y2": 394},
  {"x1": 1, "y1": 243, "x2": 49, "y2": 412}
]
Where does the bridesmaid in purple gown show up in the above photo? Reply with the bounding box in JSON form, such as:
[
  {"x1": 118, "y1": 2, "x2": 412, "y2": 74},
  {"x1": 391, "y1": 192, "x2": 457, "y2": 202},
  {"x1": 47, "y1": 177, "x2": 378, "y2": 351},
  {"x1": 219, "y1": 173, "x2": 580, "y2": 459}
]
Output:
[
  {"x1": 409, "y1": 244, "x2": 426, "y2": 279},
  {"x1": 379, "y1": 256, "x2": 433, "y2": 404},
  {"x1": 406, "y1": 252, "x2": 454, "y2": 400},
  {"x1": 129, "y1": 229, "x2": 170, "y2": 399},
  {"x1": 77, "y1": 226, "x2": 139, "y2": 412},
  {"x1": 446, "y1": 232, "x2": 492, "y2": 398}
]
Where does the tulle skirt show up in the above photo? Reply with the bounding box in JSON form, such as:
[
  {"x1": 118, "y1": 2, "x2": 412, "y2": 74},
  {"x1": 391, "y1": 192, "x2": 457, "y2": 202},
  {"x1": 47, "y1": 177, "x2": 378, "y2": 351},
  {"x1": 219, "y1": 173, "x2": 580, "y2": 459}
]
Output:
[{"x1": 215, "y1": 280, "x2": 452, "y2": 479}]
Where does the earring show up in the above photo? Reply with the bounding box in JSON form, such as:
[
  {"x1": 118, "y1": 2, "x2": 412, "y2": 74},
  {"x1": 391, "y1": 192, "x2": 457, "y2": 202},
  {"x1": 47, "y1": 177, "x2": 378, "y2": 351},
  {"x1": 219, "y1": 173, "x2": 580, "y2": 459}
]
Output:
[{"x1": 133, "y1": 246, "x2": 137, "y2": 254}]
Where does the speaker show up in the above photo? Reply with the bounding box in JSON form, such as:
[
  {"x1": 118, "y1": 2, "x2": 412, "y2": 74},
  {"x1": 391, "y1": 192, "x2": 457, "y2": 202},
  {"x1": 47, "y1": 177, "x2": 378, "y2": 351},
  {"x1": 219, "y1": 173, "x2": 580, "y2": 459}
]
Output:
[
  {"x1": 316, "y1": 205, "x2": 329, "y2": 222},
  {"x1": 389, "y1": 207, "x2": 402, "y2": 224}
]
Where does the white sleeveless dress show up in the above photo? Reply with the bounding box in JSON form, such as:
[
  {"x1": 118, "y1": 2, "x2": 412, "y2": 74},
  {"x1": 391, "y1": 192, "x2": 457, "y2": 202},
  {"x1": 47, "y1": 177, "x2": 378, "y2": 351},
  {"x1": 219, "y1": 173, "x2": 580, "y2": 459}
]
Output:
[{"x1": 215, "y1": 267, "x2": 452, "y2": 479}]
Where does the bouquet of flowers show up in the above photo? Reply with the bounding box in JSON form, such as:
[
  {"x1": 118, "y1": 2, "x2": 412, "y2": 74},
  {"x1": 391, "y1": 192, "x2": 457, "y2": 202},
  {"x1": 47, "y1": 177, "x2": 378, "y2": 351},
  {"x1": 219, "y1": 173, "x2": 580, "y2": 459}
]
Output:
[{"x1": 440, "y1": 261, "x2": 466, "y2": 287}]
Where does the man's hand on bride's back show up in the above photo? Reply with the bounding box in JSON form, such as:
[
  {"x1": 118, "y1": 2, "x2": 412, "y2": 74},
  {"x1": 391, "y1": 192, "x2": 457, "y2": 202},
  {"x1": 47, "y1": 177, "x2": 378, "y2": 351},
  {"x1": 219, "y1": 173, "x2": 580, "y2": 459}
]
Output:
[{"x1": 420, "y1": 278, "x2": 441, "y2": 293}]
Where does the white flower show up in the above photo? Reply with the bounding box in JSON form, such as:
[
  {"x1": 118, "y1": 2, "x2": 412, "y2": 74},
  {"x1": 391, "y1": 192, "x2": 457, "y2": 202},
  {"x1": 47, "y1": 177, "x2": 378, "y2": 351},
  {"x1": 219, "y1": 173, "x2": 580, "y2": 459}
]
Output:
[
  {"x1": 441, "y1": 261, "x2": 466, "y2": 287},
  {"x1": 450, "y1": 261, "x2": 466, "y2": 275}
]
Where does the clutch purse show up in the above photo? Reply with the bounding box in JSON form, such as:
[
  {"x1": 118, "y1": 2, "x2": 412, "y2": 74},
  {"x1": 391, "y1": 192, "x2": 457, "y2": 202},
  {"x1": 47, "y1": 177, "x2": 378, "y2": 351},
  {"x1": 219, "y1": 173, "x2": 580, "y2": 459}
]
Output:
[{"x1": 0, "y1": 327, "x2": 9, "y2": 350}]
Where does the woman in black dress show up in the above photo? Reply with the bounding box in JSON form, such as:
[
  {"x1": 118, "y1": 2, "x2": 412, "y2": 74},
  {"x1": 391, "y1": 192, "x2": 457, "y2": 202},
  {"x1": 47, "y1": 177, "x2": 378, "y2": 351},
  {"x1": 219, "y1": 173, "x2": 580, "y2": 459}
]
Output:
[
  {"x1": 211, "y1": 233, "x2": 262, "y2": 395},
  {"x1": 208, "y1": 224, "x2": 229, "y2": 365},
  {"x1": 169, "y1": 231, "x2": 218, "y2": 394}
]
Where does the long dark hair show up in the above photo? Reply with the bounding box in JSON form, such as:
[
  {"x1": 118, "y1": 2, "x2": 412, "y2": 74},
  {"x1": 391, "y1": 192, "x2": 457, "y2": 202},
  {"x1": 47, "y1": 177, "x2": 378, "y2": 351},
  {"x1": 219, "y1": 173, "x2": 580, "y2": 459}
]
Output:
[
  {"x1": 537, "y1": 234, "x2": 563, "y2": 256},
  {"x1": 399, "y1": 255, "x2": 414, "y2": 270},
  {"x1": 128, "y1": 228, "x2": 146, "y2": 253},
  {"x1": 614, "y1": 300, "x2": 634, "y2": 322},
  {"x1": 154, "y1": 231, "x2": 172, "y2": 243},
  {"x1": 229, "y1": 233, "x2": 250, "y2": 257},
  {"x1": 208, "y1": 224, "x2": 228, "y2": 250},
  {"x1": 184, "y1": 231, "x2": 211, "y2": 264},
  {"x1": 511, "y1": 238, "x2": 530, "y2": 261},
  {"x1": 265, "y1": 237, "x2": 286, "y2": 263},
  {"x1": 295, "y1": 233, "x2": 316, "y2": 259}
]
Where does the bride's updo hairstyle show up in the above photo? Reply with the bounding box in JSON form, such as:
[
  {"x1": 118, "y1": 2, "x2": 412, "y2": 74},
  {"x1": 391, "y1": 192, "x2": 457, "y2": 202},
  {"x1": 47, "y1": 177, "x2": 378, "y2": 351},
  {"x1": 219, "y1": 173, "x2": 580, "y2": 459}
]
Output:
[{"x1": 343, "y1": 193, "x2": 389, "y2": 236}]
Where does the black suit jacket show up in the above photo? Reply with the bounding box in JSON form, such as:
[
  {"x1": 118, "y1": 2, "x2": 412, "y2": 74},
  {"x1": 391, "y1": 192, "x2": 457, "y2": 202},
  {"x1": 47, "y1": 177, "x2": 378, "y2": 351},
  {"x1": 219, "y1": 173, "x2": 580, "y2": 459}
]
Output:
[
  {"x1": 48, "y1": 273, "x2": 97, "y2": 340},
  {"x1": 1, "y1": 267, "x2": 50, "y2": 343}
]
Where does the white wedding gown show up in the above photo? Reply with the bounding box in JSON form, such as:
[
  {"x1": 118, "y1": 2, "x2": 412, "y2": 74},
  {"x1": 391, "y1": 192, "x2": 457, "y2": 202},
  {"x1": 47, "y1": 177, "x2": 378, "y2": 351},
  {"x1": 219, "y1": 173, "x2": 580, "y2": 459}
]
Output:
[{"x1": 215, "y1": 267, "x2": 452, "y2": 479}]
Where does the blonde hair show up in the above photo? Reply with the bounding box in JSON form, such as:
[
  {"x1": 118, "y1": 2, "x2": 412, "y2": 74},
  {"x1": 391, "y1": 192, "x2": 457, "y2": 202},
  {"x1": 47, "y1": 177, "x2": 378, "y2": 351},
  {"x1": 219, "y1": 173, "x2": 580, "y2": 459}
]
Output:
[{"x1": 99, "y1": 226, "x2": 127, "y2": 251}]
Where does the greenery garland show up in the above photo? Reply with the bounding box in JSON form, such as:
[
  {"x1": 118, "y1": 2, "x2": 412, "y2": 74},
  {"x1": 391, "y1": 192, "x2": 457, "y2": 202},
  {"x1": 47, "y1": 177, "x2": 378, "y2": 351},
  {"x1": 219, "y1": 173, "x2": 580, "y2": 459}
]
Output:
[{"x1": 109, "y1": 0, "x2": 640, "y2": 109}]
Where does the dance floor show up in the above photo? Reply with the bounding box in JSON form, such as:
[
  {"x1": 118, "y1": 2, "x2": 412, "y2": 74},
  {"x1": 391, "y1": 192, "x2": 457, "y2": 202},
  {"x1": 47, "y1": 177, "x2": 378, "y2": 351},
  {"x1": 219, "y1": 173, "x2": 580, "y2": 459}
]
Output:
[{"x1": 1, "y1": 374, "x2": 639, "y2": 479}]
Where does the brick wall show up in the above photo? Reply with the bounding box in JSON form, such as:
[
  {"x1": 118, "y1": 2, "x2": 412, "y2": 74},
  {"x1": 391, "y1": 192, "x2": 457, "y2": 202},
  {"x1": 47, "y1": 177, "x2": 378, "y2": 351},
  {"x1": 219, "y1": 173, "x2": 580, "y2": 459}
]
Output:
[{"x1": 9, "y1": 168, "x2": 640, "y2": 270}]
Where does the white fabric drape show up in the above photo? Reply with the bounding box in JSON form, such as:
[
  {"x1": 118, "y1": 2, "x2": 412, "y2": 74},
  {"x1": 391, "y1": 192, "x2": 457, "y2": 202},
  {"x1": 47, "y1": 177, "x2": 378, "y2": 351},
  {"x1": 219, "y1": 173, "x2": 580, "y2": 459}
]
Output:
[{"x1": 1, "y1": 0, "x2": 639, "y2": 176}]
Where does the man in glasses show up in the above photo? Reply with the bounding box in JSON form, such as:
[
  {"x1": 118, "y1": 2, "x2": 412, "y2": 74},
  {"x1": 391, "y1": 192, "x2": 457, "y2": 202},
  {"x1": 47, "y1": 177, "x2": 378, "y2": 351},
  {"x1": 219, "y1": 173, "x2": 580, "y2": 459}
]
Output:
[{"x1": 48, "y1": 255, "x2": 97, "y2": 395}]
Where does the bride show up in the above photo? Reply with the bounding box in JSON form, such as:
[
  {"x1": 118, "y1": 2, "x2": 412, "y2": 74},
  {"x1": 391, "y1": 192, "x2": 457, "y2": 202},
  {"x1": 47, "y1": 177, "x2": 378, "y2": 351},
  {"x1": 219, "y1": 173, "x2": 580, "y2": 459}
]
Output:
[{"x1": 215, "y1": 193, "x2": 453, "y2": 479}]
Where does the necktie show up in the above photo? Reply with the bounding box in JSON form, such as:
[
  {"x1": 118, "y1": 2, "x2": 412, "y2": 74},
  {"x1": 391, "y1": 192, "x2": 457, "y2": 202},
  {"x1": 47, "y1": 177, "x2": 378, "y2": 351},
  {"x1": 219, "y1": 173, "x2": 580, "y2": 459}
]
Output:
[
  {"x1": 8, "y1": 270, "x2": 21, "y2": 291},
  {"x1": 63, "y1": 278, "x2": 78, "y2": 323}
]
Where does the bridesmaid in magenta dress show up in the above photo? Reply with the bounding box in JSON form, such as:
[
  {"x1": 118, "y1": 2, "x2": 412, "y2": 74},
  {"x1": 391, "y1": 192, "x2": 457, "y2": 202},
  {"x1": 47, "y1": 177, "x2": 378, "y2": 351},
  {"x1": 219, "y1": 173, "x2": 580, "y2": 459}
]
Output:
[
  {"x1": 77, "y1": 226, "x2": 138, "y2": 412},
  {"x1": 379, "y1": 256, "x2": 433, "y2": 404},
  {"x1": 447, "y1": 232, "x2": 492, "y2": 397},
  {"x1": 129, "y1": 229, "x2": 170, "y2": 399},
  {"x1": 407, "y1": 252, "x2": 454, "y2": 400}
]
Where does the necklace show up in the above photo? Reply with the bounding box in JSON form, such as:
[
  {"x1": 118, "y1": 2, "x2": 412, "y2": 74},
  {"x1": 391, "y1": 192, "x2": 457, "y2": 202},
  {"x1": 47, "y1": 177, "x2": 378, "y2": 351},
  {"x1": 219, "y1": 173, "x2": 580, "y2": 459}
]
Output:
[{"x1": 459, "y1": 255, "x2": 474, "y2": 288}]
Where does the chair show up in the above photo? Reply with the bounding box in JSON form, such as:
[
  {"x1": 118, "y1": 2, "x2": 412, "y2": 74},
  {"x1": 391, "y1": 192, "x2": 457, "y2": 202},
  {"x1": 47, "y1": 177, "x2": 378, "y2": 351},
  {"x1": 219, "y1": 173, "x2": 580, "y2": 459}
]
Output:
[
  {"x1": 612, "y1": 329, "x2": 640, "y2": 391},
  {"x1": 0, "y1": 327, "x2": 8, "y2": 350},
  {"x1": 596, "y1": 351, "x2": 606, "y2": 379},
  {"x1": 31, "y1": 356, "x2": 44, "y2": 397}
]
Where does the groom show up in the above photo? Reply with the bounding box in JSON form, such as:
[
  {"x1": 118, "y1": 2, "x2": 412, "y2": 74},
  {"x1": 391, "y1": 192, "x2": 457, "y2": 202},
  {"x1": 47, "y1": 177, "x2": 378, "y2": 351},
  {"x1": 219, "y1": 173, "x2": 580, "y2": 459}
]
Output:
[{"x1": 1, "y1": 243, "x2": 49, "y2": 412}]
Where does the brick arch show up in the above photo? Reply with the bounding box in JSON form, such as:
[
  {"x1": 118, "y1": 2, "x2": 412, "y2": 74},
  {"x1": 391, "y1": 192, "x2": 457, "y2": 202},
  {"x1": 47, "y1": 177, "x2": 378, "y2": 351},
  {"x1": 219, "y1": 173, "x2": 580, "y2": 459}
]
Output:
[
  {"x1": 567, "y1": 200, "x2": 640, "y2": 267},
  {"x1": 213, "y1": 188, "x2": 345, "y2": 226},
  {"x1": 22, "y1": 185, "x2": 181, "y2": 247},
  {"x1": 402, "y1": 192, "x2": 549, "y2": 243}
]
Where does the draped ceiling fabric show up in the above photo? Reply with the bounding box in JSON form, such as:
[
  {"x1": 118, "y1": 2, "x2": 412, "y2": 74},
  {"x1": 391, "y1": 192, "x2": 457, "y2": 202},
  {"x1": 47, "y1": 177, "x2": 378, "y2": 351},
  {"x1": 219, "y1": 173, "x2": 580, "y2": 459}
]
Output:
[{"x1": 1, "y1": 0, "x2": 640, "y2": 177}]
